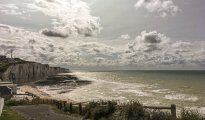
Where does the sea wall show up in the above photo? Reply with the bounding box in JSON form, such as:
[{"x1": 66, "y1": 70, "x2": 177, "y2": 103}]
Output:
[{"x1": 0, "y1": 62, "x2": 69, "y2": 84}]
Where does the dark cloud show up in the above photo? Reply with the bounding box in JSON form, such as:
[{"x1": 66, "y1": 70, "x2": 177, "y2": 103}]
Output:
[
  {"x1": 143, "y1": 34, "x2": 161, "y2": 43},
  {"x1": 41, "y1": 29, "x2": 68, "y2": 38}
]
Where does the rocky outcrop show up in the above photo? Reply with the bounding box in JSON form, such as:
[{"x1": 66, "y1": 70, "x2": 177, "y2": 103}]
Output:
[{"x1": 0, "y1": 62, "x2": 69, "y2": 84}]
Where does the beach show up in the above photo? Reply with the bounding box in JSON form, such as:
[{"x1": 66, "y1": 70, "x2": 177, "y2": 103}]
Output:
[{"x1": 16, "y1": 84, "x2": 77, "y2": 103}]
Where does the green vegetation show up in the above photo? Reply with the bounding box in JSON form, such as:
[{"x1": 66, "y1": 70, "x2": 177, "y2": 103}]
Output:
[
  {"x1": 81, "y1": 101, "x2": 204, "y2": 120},
  {"x1": 83, "y1": 100, "x2": 116, "y2": 120},
  {"x1": 179, "y1": 109, "x2": 203, "y2": 120},
  {"x1": 0, "y1": 58, "x2": 30, "y2": 72},
  {"x1": 0, "y1": 106, "x2": 28, "y2": 120},
  {"x1": 4, "y1": 98, "x2": 204, "y2": 120},
  {"x1": 0, "y1": 61, "x2": 10, "y2": 72},
  {"x1": 82, "y1": 101, "x2": 173, "y2": 120}
]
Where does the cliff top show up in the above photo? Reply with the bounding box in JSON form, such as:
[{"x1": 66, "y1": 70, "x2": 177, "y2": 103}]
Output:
[
  {"x1": 0, "y1": 55, "x2": 69, "y2": 74},
  {"x1": 0, "y1": 56, "x2": 31, "y2": 72}
]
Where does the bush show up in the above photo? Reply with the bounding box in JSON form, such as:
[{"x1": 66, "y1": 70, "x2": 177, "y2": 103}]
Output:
[
  {"x1": 150, "y1": 110, "x2": 172, "y2": 120},
  {"x1": 179, "y1": 109, "x2": 202, "y2": 120},
  {"x1": 111, "y1": 101, "x2": 146, "y2": 120},
  {"x1": 83, "y1": 100, "x2": 117, "y2": 120}
]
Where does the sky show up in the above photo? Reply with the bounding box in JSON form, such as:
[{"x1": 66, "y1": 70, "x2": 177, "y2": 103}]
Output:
[{"x1": 0, "y1": 0, "x2": 205, "y2": 70}]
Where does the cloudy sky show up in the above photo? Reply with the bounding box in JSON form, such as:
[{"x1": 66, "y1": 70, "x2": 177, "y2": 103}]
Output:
[{"x1": 0, "y1": 0, "x2": 205, "y2": 70}]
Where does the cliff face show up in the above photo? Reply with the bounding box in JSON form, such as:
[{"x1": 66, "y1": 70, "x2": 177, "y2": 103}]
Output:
[{"x1": 0, "y1": 62, "x2": 69, "y2": 84}]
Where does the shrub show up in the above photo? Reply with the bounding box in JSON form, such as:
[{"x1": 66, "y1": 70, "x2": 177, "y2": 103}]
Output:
[
  {"x1": 83, "y1": 100, "x2": 117, "y2": 120},
  {"x1": 179, "y1": 109, "x2": 202, "y2": 120},
  {"x1": 150, "y1": 110, "x2": 173, "y2": 120},
  {"x1": 111, "y1": 101, "x2": 146, "y2": 120}
]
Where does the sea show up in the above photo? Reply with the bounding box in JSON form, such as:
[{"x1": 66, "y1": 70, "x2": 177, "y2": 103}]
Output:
[{"x1": 37, "y1": 70, "x2": 205, "y2": 115}]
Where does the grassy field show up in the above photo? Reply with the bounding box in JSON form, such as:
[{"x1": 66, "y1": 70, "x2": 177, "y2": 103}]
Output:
[{"x1": 0, "y1": 106, "x2": 28, "y2": 120}]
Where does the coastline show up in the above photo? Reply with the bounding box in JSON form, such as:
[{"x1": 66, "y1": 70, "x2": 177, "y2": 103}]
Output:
[
  {"x1": 2, "y1": 70, "x2": 202, "y2": 120},
  {"x1": 14, "y1": 72, "x2": 92, "y2": 103},
  {"x1": 10, "y1": 71, "x2": 205, "y2": 117},
  {"x1": 16, "y1": 84, "x2": 77, "y2": 103}
]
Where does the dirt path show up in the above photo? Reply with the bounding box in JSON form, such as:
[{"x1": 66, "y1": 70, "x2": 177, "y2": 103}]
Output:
[{"x1": 11, "y1": 104, "x2": 81, "y2": 120}]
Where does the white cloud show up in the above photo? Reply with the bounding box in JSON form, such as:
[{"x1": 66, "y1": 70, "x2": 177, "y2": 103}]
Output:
[
  {"x1": 0, "y1": 24, "x2": 116, "y2": 67},
  {"x1": 0, "y1": 3, "x2": 23, "y2": 15},
  {"x1": 25, "y1": 0, "x2": 102, "y2": 37},
  {"x1": 119, "y1": 34, "x2": 131, "y2": 40},
  {"x1": 135, "y1": 0, "x2": 180, "y2": 17},
  {"x1": 120, "y1": 31, "x2": 205, "y2": 66},
  {"x1": 0, "y1": 0, "x2": 101, "y2": 37},
  {"x1": 1, "y1": 24, "x2": 205, "y2": 68}
]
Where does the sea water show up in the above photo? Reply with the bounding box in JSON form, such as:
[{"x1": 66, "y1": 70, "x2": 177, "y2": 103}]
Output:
[{"x1": 38, "y1": 70, "x2": 205, "y2": 114}]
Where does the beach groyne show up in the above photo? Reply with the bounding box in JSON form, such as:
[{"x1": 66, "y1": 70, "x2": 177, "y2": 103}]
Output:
[{"x1": 0, "y1": 62, "x2": 69, "y2": 84}]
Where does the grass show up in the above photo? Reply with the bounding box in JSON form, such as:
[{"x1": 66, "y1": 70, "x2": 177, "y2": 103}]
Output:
[
  {"x1": 50, "y1": 104, "x2": 70, "y2": 115},
  {"x1": 50, "y1": 104, "x2": 82, "y2": 119},
  {"x1": 0, "y1": 106, "x2": 28, "y2": 120}
]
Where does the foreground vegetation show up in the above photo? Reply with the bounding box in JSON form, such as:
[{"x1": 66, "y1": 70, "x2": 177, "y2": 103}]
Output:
[
  {"x1": 3, "y1": 98, "x2": 204, "y2": 120},
  {"x1": 0, "y1": 106, "x2": 27, "y2": 120}
]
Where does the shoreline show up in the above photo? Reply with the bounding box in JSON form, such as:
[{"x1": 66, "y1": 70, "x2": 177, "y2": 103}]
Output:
[
  {"x1": 16, "y1": 84, "x2": 77, "y2": 103},
  {"x1": 14, "y1": 73, "x2": 92, "y2": 103}
]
